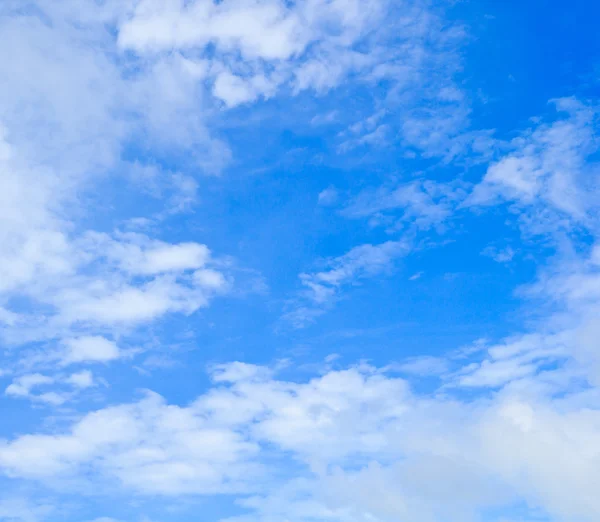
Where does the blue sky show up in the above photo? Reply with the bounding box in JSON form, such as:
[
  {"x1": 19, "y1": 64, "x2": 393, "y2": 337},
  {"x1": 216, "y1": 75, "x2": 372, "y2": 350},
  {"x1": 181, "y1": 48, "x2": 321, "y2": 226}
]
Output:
[{"x1": 1, "y1": 1, "x2": 600, "y2": 521}]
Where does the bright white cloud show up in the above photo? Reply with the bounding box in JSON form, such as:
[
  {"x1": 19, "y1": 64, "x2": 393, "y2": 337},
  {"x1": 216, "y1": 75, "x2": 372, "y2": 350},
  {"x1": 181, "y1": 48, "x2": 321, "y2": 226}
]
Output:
[
  {"x1": 0, "y1": 391, "x2": 261, "y2": 495},
  {"x1": 0, "y1": 361, "x2": 599, "y2": 521},
  {"x1": 1, "y1": 1, "x2": 598, "y2": 522},
  {"x1": 4, "y1": 374, "x2": 66, "y2": 406},
  {"x1": 0, "y1": 1, "x2": 232, "y2": 357},
  {"x1": 468, "y1": 98, "x2": 598, "y2": 220},
  {"x1": 81, "y1": 233, "x2": 211, "y2": 276},
  {"x1": 62, "y1": 337, "x2": 121, "y2": 365},
  {"x1": 65, "y1": 370, "x2": 95, "y2": 389}
]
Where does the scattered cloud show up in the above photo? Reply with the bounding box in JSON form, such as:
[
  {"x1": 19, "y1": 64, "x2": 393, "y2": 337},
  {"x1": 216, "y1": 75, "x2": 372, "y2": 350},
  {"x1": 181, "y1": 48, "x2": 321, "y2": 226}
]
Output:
[
  {"x1": 61, "y1": 337, "x2": 122, "y2": 366},
  {"x1": 286, "y1": 240, "x2": 410, "y2": 326},
  {"x1": 5, "y1": 374, "x2": 55, "y2": 400},
  {"x1": 317, "y1": 187, "x2": 339, "y2": 207},
  {"x1": 482, "y1": 245, "x2": 516, "y2": 263},
  {"x1": 65, "y1": 370, "x2": 95, "y2": 389},
  {"x1": 468, "y1": 98, "x2": 599, "y2": 223},
  {"x1": 392, "y1": 355, "x2": 449, "y2": 376},
  {"x1": 343, "y1": 180, "x2": 468, "y2": 232},
  {"x1": 1, "y1": 360, "x2": 600, "y2": 521},
  {"x1": 1, "y1": 1, "x2": 599, "y2": 522}
]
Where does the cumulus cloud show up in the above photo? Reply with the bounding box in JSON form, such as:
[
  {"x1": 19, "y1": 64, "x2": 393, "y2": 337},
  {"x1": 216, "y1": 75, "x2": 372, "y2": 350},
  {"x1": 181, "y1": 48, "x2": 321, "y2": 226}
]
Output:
[
  {"x1": 61, "y1": 337, "x2": 122, "y2": 365},
  {"x1": 4, "y1": 374, "x2": 66, "y2": 406},
  {"x1": 0, "y1": 1, "x2": 232, "y2": 360},
  {"x1": 116, "y1": 0, "x2": 387, "y2": 104},
  {"x1": 85, "y1": 233, "x2": 211, "y2": 276},
  {"x1": 5, "y1": 374, "x2": 54, "y2": 399},
  {"x1": 65, "y1": 370, "x2": 95, "y2": 389},
  {"x1": 0, "y1": 360, "x2": 599, "y2": 521},
  {"x1": 1, "y1": 1, "x2": 599, "y2": 522},
  {"x1": 468, "y1": 98, "x2": 598, "y2": 221}
]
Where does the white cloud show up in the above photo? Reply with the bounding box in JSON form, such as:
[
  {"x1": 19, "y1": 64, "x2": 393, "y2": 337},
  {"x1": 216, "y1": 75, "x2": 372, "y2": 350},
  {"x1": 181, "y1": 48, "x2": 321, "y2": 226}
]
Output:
[
  {"x1": 1, "y1": 361, "x2": 600, "y2": 521},
  {"x1": 0, "y1": 231, "x2": 228, "y2": 347},
  {"x1": 317, "y1": 187, "x2": 339, "y2": 206},
  {"x1": 116, "y1": 0, "x2": 387, "y2": 101},
  {"x1": 343, "y1": 180, "x2": 468, "y2": 232},
  {"x1": 0, "y1": 2, "x2": 233, "y2": 363},
  {"x1": 0, "y1": 306, "x2": 20, "y2": 326},
  {"x1": 5, "y1": 374, "x2": 54, "y2": 398},
  {"x1": 80, "y1": 233, "x2": 211, "y2": 276},
  {"x1": 53, "y1": 275, "x2": 215, "y2": 327},
  {"x1": 194, "y1": 268, "x2": 228, "y2": 290},
  {"x1": 453, "y1": 333, "x2": 567, "y2": 389},
  {"x1": 62, "y1": 337, "x2": 121, "y2": 365},
  {"x1": 210, "y1": 362, "x2": 273, "y2": 384},
  {"x1": 0, "y1": 391, "x2": 261, "y2": 495},
  {"x1": 213, "y1": 71, "x2": 273, "y2": 108},
  {"x1": 482, "y1": 245, "x2": 516, "y2": 263},
  {"x1": 4, "y1": 370, "x2": 98, "y2": 405},
  {"x1": 2, "y1": 2, "x2": 599, "y2": 522},
  {"x1": 302, "y1": 241, "x2": 409, "y2": 299},
  {"x1": 65, "y1": 370, "x2": 95, "y2": 389},
  {"x1": 286, "y1": 240, "x2": 410, "y2": 326},
  {"x1": 4, "y1": 374, "x2": 67, "y2": 406},
  {"x1": 113, "y1": 0, "x2": 466, "y2": 142},
  {"x1": 468, "y1": 98, "x2": 598, "y2": 220},
  {"x1": 392, "y1": 355, "x2": 448, "y2": 376},
  {"x1": 118, "y1": 0, "x2": 309, "y2": 60}
]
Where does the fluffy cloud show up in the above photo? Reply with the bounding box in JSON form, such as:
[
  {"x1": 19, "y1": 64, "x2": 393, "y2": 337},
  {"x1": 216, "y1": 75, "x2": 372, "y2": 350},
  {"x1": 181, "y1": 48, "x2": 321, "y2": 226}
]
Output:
[
  {"x1": 0, "y1": 390, "x2": 261, "y2": 494},
  {"x1": 65, "y1": 370, "x2": 95, "y2": 389},
  {"x1": 468, "y1": 98, "x2": 598, "y2": 220},
  {"x1": 1, "y1": 360, "x2": 599, "y2": 521},
  {"x1": 0, "y1": 1, "x2": 232, "y2": 361},
  {"x1": 117, "y1": 0, "x2": 387, "y2": 105},
  {"x1": 61, "y1": 337, "x2": 122, "y2": 366},
  {"x1": 4, "y1": 370, "x2": 98, "y2": 405},
  {"x1": 1, "y1": 1, "x2": 599, "y2": 522},
  {"x1": 4, "y1": 374, "x2": 66, "y2": 406},
  {"x1": 5, "y1": 374, "x2": 54, "y2": 399}
]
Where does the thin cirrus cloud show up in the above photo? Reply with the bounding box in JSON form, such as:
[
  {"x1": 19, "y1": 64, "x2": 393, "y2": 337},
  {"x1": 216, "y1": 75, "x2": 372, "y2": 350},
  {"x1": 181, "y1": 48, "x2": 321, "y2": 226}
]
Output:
[{"x1": 284, "y1": 240, "x2": 411, "y2": 327}]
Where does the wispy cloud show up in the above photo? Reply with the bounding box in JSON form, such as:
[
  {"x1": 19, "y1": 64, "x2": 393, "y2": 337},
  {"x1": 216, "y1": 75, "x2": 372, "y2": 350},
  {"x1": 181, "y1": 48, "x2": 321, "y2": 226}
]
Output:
[
  {"x1": 467, "y1": 98, "x2": 599, "y2": 223},
  {"x1": 285, "y1": 240, "x2": 410, "y2": 327}
]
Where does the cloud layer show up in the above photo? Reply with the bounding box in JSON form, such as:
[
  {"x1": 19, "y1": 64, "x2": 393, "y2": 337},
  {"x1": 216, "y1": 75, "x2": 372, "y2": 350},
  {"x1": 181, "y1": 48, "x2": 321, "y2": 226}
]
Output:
[{"x1": 1, "y1": 1, "x2": 600, "y2": 522}]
